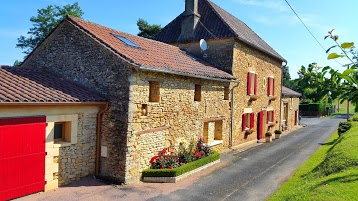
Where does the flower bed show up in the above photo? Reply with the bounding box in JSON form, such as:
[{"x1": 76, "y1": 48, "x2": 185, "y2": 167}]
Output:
[{"x1": 142, "y1": 137, "x2": 220, "y2": 182}]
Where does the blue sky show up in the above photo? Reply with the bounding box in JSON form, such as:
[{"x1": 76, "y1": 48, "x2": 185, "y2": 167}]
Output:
[{"x1": 0, "y1": 0, "x2": 356, "y2": 78}]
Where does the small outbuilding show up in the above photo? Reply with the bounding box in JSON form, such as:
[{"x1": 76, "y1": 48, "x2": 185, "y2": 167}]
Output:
[{"x1": 281, "y1": 86, "x2": 301, "y2": 131}]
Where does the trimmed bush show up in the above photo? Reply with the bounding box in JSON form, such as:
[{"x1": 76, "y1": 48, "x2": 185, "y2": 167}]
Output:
[
  {"x1": 265, "y1": 132, "x2": 272, "y2": 137},
  {"x1": 274, "y1": 130, "x2": 282, "y2": 134},
  {"x1": 142, "y1": 151, "x2": 220, "y2": 178},
  {"x1": 338, "y1": 121, "x2": 352, "y2": 137}
]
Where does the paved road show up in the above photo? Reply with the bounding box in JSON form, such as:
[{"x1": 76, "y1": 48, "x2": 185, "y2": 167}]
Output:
[{"x1": 148, "y1": 117, "x2": 342, "y2": 201}]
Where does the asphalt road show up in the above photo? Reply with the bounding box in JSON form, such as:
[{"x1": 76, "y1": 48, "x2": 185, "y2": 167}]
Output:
[{"x1": 148, "y1": 117, "x2": 343, "y2": 201}]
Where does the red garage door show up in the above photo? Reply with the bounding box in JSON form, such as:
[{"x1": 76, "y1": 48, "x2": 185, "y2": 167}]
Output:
[{"x1": 0, "y1": 116, "x2": 46, "y2": 201}]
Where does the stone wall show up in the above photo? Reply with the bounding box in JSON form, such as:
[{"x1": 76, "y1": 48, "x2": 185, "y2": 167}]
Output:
[
  {"x1": 22, "y1": 20, "x2": 132, "y2": 182},
  {"x1": 173, "y1": 38, "x2": 235, "y2": 74},
  {"x1": 282, "y1": 97, "x2": 300, "y2": 131},
  {"x1": 231, "y1": 41, "x2": 282, "y2": 145},
  {"x1": 126, "y1": 71, "x2": 231, "y2": 181}
]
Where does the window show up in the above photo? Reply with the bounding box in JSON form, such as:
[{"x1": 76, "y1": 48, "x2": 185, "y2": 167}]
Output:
[
  {"x1": 242, "y1": 112, "x2": 255, "y2": 131},
  {"x1": 267, "y1": 77, "x2": 275, "y2": 96},
  {"x1": 247, "y1": 72, "x2": 258, "y2": 95},
  {"x1": 267, "y1": 110, "x2": 275, "y2": 123},
  {"x1": 224, "y1": 86, "x2": 230, "y2": 100},
  {"x1": 149, "y1": 81, "x2": 160, "y2": 102},
  {"x1": 141, "y1": 104, "x2": 148, "y2": 116},
  {"x1": 194, "y1": 84, "x2": 202, "y2": 101},
  {"x1": 54, "y1": 122, "x2": 65, "y2": 141},
  {"x1": 203, "y1": 120, "x2": 223, "y2": 146},
  {"x1": 111, "y1": 33, "x2": 140, "y2": 48}
]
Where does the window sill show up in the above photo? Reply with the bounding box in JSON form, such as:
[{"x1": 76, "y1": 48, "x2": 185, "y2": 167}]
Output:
[
  {"x1": 53, "y1": 141, "x2": 72, "y2": 148},
  {"x1": 207, "y1": 140, "x2": 223, "y2": 147}
]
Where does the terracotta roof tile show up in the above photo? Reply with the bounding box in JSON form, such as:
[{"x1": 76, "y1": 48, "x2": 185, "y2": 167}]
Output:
[
  {"x1": 0, "y1": 66, "x2": 107, "y2": 103},
  {"x1": 155, "y1": 0, "x2": 285, "y2": 62},
  {"x1": 282, "y1": 86, "x2": 301, "y2": 97},
  {"x1": 66, "y1": 16, "x2": 235, "y2": 81}
]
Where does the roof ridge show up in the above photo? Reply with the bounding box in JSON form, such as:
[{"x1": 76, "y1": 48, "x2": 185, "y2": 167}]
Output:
[
  {"x1": 67, "y1": 15, "x2": 182, "y2": 51},
  {"x1": 206, "y1": 1, "x2": 285, "y2": 61}
]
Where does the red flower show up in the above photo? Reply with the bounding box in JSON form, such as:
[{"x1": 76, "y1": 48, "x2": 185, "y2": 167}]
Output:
[
  {"x1": 169, "y1": 166, "x2": 173, "y2": 169},
  {"x1": 150, "y1": 156, "x2": 159, "y2": 164}
]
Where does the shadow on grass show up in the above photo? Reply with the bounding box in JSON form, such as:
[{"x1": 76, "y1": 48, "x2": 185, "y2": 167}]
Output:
[{"x1": 311, "y1": 174, "x2": 358, "y2": 190}]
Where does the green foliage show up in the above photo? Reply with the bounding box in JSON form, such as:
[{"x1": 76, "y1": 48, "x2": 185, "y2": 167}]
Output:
[
  {"x1": 282, "y1": 65, "x2": 293, "y2": 88},
  {"x1": 13, "y1": 60, "x2": 22, "y2": 66},
  {"x1": 341, "y1": 42, "x2": 354, "y2": 49},
  {"x1": 337, "y1": 121, "x2": 352, "y2": 137},
  {"x1": 142, "y1": 151, "x2": 220, "y2": 177},
  {"x1": 137, "y1": 18, "x2": 162, "y2": 39},
  {"x1": 178, "y1": 141, "x2": 196, "y2": 164},
  {"x1": 150, "y1": 148, "x2": 180, "y2": 169},
  {"x1": 269, "y1": 116, "x2": 358, "y2": 200},
  {"x1": 274, "y1": 130, "x2": 282, "y2": 134},
  {"x1": 265, "y1": 132, "x2": 272, "y2": 137},
  {"x1": 16, "y1": 3, "x2": 83, "y2": 55},
  {"x1": 327, "y1": 52, "x2": 344, "y2": 60}
]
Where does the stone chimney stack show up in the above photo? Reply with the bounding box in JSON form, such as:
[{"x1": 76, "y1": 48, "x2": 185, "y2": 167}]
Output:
[{"x1": 181, "y1": 0, "x2": 200, "y2": 40}]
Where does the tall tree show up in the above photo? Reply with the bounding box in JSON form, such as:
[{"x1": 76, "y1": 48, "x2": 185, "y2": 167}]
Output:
[
  {"x1": 137, "y1": 18, "x2": 162, "y2": 39},
  {"x1": 16, "y1": 3, "x2": 84, "y2": 56},
  {"x1": 282, "y1": 65, "x2": 292, "y2": 87}
]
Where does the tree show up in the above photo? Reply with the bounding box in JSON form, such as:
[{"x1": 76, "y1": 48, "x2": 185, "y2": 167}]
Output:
[
  {"x1": 16, "y1": 3, "x2": 84, "y2": 56},
  {"x1": 137, "y1": 18, "x2": 162, "y2": 39},
  {"x1": 13, "y1": 60, "x2": 22, "y2": 66},
  {"x1": 282, "y1": 65, "x2": 292, "y2": 87}
]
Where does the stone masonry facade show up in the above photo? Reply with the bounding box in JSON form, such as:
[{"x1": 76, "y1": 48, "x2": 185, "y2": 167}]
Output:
[
  {"x1": 282, "y1": 97, "x2": 300, "y2": 131},
  {"x1": 22, "y1": 20, "x2": 132, "y2": 182},
  {"x1": 172, "y1": 38, "x2": 282, "y2": 146},
  {"x1": 127, "y1": 71, "x2": 230, "y2": 181}
]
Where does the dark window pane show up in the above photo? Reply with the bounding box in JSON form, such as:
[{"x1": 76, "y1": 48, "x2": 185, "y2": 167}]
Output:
[{"x1": 54, "y1": 123, "x2": 63, "y2": 139}]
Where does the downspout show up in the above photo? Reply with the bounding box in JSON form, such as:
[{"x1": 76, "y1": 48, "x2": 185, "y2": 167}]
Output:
[
  {"x1": 280, "y1": 61, "x2": 288, "y2": 131},
  {"x1": 95, "y1": 103, "x2": 109, "y2": 176},
  {"x1": 229, "y1": 82, "x2": 240, "y2": 148}
]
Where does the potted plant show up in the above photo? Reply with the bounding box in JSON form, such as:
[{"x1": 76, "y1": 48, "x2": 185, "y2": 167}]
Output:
[
  {"x1": 265, "y1": 132, "x2": 272, "y2": 142},
  {"x1": 269, "y1": 96, "x2": 278, "y2": 101},
  {"x1": 274, "y1": 130, "x2": 282, "y2": 139}
]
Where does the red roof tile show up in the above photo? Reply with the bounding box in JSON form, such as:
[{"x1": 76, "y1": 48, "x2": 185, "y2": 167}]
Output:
[
  {"x1": 66, "y1": 16, "x2": 235, "y2": 81},
  {"x1": 0, "y1": 66, "x2": 106, "y2": 103}
]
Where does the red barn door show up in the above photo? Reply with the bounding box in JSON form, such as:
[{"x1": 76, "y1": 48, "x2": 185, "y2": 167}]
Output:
[{"x1": 0, "y1": 116, "x2": 46, "y2": 201}]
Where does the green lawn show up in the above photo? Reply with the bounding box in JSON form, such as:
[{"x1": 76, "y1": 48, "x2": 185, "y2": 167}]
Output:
[
  {"x1": 332, "y1": 100, "x2": 355, "y2": 115},
  {"x1": 268, "y1": 114, "x2": 358, "y2": 201}
]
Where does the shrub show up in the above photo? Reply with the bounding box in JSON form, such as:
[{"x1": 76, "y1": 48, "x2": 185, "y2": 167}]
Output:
[
  {"x1": 265, "y1": 132, "x2": 272, "y2": 137},
  {"x1": 142, "y1": 151, "x2": 220, "y2": 177},
  {"x1": 350, "y1": 116, "x2": 358, "y2": 122},
  {"x1": 274, "y1": 130, "x2": 282, "y2": 134},
  {"x1": 338, "y1": 121, "x2": 352, "y2": 137}
]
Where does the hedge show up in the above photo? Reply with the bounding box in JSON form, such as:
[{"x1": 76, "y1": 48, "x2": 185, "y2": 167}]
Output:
[
  {"x1": 142, "y1": 151, "x2": 220, "y2": 178},
  {"x1": 299, "y1": 103, "x2": 330, "y2": 112}
]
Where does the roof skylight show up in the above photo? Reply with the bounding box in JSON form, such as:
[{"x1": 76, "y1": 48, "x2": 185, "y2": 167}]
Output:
[{"x1": 111, "y1": 33, "x2": 140, "y2": 48}]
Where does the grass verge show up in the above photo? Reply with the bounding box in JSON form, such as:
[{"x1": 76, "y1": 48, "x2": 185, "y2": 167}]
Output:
[{"x1": 268, "y1": 114, "x2": 358, "y2": 201}]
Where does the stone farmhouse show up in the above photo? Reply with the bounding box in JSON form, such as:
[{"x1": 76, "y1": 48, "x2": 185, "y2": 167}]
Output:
[
  {"x1": 0, "y1": 0, "x2": 292, "y2": 199},
  {"x1": 156, "y1": 0, "x2": 286, "y2": 144}
]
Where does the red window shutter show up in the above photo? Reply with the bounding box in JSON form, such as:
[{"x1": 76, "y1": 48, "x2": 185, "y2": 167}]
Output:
[
  {"x1": 242, "y1": 113, "x2": 247, "y2": 131},
  {"x1": 267, "y1": 77, "x2": 271, "y2": 96},
  {"x1": 272, "y1": 78, "x2": 275, "y2": 96},
  {"x1": 250, "y1": 112, "x2": 255, "y2": 129},
  {"x1": 266, "y1": 111, "x2": 269, "y2": 123},
  {"x1": 254, "y1": 74, "x2": 258, "y2": 95},
  {"x1": 272, "y1": 110, "x2": 275, "y2": 122},
  {"x1": 247, "y1": 73, "x2": 252, "y2": 95}
]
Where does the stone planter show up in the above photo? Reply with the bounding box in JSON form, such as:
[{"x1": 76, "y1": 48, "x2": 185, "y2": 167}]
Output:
[
  {"x1": 269, "y1": 96, "x2": 278, "y2": 101},
  {"x1": 265, "y1": 136, "x2": 272, "y2": 142},
  {"x1": 275, "y1": 134, "x2": 281, "y2": 139},
  {"x1": 142, "y1": 159, "x2": 220, "y2": 183},
  {"x1": 249, "y1": 95, "x2": 259, "y2": 101}
]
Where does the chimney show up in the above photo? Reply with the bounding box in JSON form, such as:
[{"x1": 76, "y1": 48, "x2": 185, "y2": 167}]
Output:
[{"x1": 181, "y1": 0, "x2": 200, "y2": 40}]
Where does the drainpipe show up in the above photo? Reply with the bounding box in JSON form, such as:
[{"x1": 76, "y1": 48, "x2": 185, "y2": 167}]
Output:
[
  {"x1": 280, "y1": 61, "x2": 288, "y2": 131},
  {"x1": 95, "y1": 103, "x2": 109, "y2": 176},
  {"x1": 229, "y1": 82, "x2": 240, "y2": 148}
]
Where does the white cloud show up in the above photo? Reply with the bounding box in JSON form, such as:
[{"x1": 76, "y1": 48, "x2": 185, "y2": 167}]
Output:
[{"x1": 235, "y1": 0, "x2": 289, "y2": 12}]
